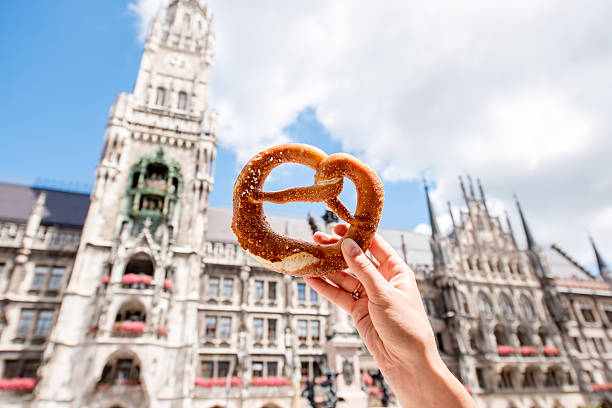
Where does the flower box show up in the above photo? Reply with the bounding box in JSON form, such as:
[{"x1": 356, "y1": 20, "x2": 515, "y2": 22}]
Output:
[
  {"x1": 520, "y1": 346, "x2": 538, "y2": 356},
  {"x1": 114, "y1": 321, "x2": 146, "y2": 333},
  {"x1": 0, "y1": 378, "x2": 37, "y2": 391},
  {"x1": 592, "y1": 383, "x2": 612, "y2": 392},
  {"x1": 101, "y1": 276, "x2": 110, "y2": 285},
  {"x1": 163, "y1": 279, "x2": 173, "y2": 290},
  {"x1": 195, "y1": 376, "x2": 242, "y2": 388},
  {"x1": 369, "y1": 388, "x2": 383, "y2": 396},
  {"x1": 157, "y1": 326, "x2": 167, "y2": 336},
  {"x1": 497, "y1": 345, "x2": 516, "y2": 355},
  {"x1": 250, "y1": 376, "x2": 292, "y2": 386},
  {"x1": 362, "y1": 373, "x2": 373, "y2": 386},
  {"x1": 90, "y1": 326, "x2": 99, "y2": 333},
  {"x1": 124, "y1": 379, "x2": 141, "y2": 386},
  {"x1": 122, "y1": 274, "x2": 153, "y2": 287},
  {"x1": 543, "y1": 346, "x2": 560, "y2": 356}
]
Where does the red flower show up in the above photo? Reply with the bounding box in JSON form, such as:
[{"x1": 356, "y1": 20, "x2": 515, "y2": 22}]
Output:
[
  {"x1": 139, "y1": 274, "x2": 152, "y2": 286},
  {"x1": 157, "y1": 326, "x2": 167, "y2": 336},
  {"x1": 195, "y1": 377, "x2": 243, "y2": 388},
  {"x1": 250, "y1": 376, "x2": 292, "y2": 386},
  {"x1": 362, "y1": 373, "x2": 373, "y2": 386},
  {"x1": 520, "y1": 346, "x2": 538, "y2": 356},
  {"x1": 101, "y1": 276, "x2": 110, "y2": 284},
  {"x1": 122, "y1": 273, "x2": 140, "y2": 285},
  {"x1": 230, "y1": 376, "x2": 243, "y2": 386},
  {"x1": 369, "y1": 388, "x2": 383, "y2": 396},
  {"x1": 90, "y1": 326, "x2": 98, "y2": 333},
  {"x1": 464, "y1": 385, "x2": 472, "y2": 394},
  {"x1": 497, "y1": 345, "x2": 516, "y2": 355},
  {"x1": 164, "y1": 279, "x2": 173, "y2": 290},
  {"x1": 0, "y1": 378, "x2": 37, "y2": 391},
  {"x1": 124, "y1": 379, "x2": 140, "y2": 386},
  {"x1": 543, "y1": 346, "x2": 559, "y2": 356},
  {"x1": 117, "y1": 321, "x2": 146, "y2": 333}
]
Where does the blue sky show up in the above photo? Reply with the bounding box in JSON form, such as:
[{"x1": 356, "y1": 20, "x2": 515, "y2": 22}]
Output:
[{"x1": 0, "y1": 1, "x2": 430, "y2": 232}]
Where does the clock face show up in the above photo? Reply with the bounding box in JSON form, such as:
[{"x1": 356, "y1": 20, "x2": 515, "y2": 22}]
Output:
[{"x1": 165, "y1": 54, "x2": 191, "y2": 71}]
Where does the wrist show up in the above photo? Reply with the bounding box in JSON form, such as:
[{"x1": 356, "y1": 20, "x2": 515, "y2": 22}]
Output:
[{"x1": 379, "y1": 351, "x2": 474, "y2": 408}]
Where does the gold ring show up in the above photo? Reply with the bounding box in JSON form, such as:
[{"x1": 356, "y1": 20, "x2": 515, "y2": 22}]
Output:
[{"x1": 351, "y1": 282, "x2": 364, "y2": 300}]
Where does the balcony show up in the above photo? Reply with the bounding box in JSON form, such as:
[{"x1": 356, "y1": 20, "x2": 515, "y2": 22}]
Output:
[{"x1": 112, "y1": 321, "x2": 147, "y2": 336}]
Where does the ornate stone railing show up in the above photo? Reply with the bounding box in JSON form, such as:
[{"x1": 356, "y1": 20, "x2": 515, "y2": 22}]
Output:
[
  {"x1": 203, "y1": 241, "x2": 259, "y2": 266},
  {"x1": 0, "y1": 222, "x2": 25, "y2": 247},
  {"x1": 33, "y1": 226, "x2": 81, "y2": 251}
]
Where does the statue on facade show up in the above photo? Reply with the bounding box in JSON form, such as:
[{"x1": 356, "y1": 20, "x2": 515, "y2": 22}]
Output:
[
  {"x1": 320, "y1": 368, "x2": 337, "y2": 408},
  {"x1": 342, "y1": 358, "x2": 354, "y2": 386},
  {"x1": 302, "y1": 379, "x2": 316, "y2": 408}
]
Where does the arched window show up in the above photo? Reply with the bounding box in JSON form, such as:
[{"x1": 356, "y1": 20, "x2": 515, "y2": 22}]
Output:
[
  {"x1": 155, "y1": 87, "x2": 166, "y2": 106},
  {"x1": 477, "y1": 293, "x2": 493, "y2": 317},
  {"x1": 113, "y1": 301, "x2": 147, "y2": 336},
  {"x1": 517, "y1": 325, "x2": 532, "y2": 346},
  {"x1": 182, "y1": 13, "x2": 191, "y2": 30},
  {"x1": 522, "y1": 367, "x2": 539, "y2": 389},
  {"x1": 177, "y1": 91, "x2": 188, "y2": 110},
  {"x1": 99, "y1": 351, "x2": 141, "y2": 386},
  {"x1": 499, "y1": 367, "x2": 516, "y2": 389},
  {"x1": 494, "y1": 324, "x2": 509, "y2": 346},
  {"x1": 545, "y1": 367, "x2": 564, "y2": 388},
  {"x1": 499, "y1": 293, "x2": 515, "y2": 319},
  {"x1": 519, "y1": 295, "x2": 535, "y2": 319},
  {"x1": 123, "y1": 253, "x2": 154, "y2": 289}
]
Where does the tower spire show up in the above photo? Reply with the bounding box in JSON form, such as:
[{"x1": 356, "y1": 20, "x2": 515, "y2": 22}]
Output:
[
  {"x1": 590, "y1": 235, "x2": 612, "y2": 282},
  {"x1": 424, "y1": 179, "x2": 440, "y2": 239},
  {"x1": 466, "y1": 175, "x2": 475, "y2": 199},
  {"x1": 459, "y1": 176, "x2": 469, "y2": 204},
  {"x1": 505, "y1": 210, "x2": 517, "y2": 248},
  {"x1": 514, "y1": 194, "x2": 538, "y2": 251}
]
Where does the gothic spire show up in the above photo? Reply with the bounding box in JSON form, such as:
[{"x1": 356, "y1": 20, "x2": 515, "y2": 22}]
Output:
[
  {"x1": 505, "y1": 210, "x2": 518, "y2": 248},
  {"x1": 424, "y1": 179, "x2": 440, "y2": 239},
  {"x1": 466, "y1": 175, "x2": 476, "y2": 199},
  {"x1": 514, "y1": 194, "x2": 538, "y2": 251},
  {"x1": 459, "y1": 176, "x2": 469, "y2": 203},
  {"x1": 590, "y1": 235, "x2": 612, "y2": 281}
]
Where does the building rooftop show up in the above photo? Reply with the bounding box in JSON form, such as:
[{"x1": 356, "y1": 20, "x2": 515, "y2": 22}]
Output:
[
  {"x1": 0, "y1": 182, "x2": 603, "y2": 282},
  {"x1": 0, "y1": 183, "x2": 90, "y2": 229}
]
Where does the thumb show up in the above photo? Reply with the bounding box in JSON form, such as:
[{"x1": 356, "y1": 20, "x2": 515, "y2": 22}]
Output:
[{"x1": 342, "y1": 238, "x2": 392, "y2": 305}]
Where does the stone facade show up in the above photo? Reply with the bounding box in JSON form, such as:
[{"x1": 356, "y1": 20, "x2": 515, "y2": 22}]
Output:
[{"x1": 0, "y1": 1, "x2": 612, "y2": 407}]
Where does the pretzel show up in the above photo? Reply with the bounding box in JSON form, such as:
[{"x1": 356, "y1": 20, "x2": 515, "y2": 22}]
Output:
[{"x1": 231, "y1": 144, "x2": 384, "y2": 277}]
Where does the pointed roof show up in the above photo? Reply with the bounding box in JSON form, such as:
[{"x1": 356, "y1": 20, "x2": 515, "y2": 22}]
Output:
[
  {"x1": 590, "y1": 235, "x2": 611, "y2": 278},
  {"x1": 424, "y1": 180, "x2": 440, "y2": 239},
  {"x1": 514, "y1": 194, "x2": 538, "y2": 250}
]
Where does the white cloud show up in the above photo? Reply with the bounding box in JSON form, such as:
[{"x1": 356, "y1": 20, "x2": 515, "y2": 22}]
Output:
[{"x1": 128, "y1": 0, "x2": 612, "y2": 268}]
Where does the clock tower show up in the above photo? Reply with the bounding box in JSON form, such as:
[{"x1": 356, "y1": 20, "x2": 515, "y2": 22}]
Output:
[{"x1": 33, "y1": 1, "x2": 218, "y2": 407}]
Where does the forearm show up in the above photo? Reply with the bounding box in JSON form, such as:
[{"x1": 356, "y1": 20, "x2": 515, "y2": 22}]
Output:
[{"x1": 380, "y1": 352, "x2": 476, "y2": 408}]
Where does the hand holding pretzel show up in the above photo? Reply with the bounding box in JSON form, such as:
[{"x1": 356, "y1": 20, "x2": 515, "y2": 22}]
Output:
[
  {"x1": 307, "y1": 224, "x2": 476, "y2": 408},
  {"x1": 231, "y1": 144, "x2": 384, "y2": 277}
]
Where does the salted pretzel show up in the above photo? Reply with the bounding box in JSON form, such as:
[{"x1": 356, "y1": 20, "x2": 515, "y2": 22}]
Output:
[{"x1": 231, "y1": 144, "x2": 384, "y2": 277}]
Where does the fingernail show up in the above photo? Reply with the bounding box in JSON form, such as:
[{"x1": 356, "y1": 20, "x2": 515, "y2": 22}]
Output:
[{"x1": 342, "y1": 238, "x2": 361, "y2": 257}]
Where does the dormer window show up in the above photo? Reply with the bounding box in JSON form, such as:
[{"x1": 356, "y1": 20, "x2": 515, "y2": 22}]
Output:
[
  {"x1": 178, "y1": 91, "x2": 188, "y2": 110},
  {"x1": 155, "y1": 87, "x2": 166, "y2": 106}
]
